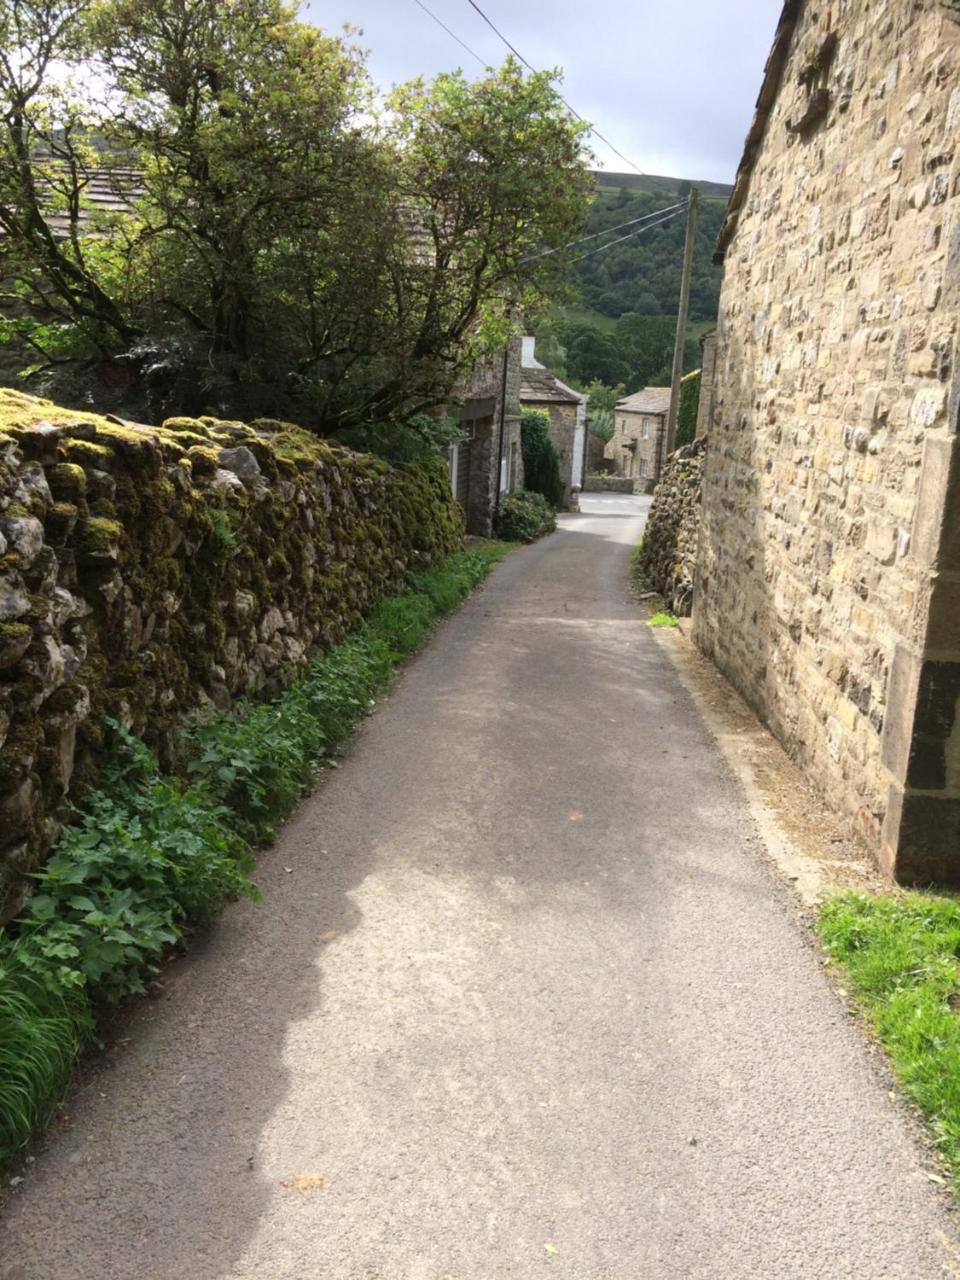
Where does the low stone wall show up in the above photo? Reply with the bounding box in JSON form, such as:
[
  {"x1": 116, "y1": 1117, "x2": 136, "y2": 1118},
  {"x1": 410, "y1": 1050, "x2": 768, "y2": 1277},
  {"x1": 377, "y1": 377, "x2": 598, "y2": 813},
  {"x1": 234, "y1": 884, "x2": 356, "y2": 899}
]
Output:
[
  {"x1": 0, "y1": 388, "x2": 463, "y2": 918},
  {"x1": 583, "y1": 474, "x2": 635, "y2": 494},
  {"x1": 638, "y1": 438, "x2": 705, "y2": 616}
]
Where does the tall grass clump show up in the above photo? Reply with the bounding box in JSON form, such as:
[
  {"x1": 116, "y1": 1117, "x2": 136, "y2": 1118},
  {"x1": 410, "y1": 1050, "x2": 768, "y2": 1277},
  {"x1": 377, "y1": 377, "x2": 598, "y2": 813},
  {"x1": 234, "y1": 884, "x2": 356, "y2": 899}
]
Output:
[
  {"x1": 819, "y1": 890, "x2": 960, "y2": 1189},
  {"x1": 0, "y1": 958, "x2": 90, "y2": 1161}
]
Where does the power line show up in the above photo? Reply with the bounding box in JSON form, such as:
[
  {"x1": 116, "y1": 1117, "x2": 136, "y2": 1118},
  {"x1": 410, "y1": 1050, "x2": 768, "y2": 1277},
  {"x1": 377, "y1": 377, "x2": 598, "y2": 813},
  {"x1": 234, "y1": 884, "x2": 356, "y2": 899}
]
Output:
[
  {"x1": 410, "y1": 0, "x2": 648, "y2": 176},
  {"x1": 412, "y1": 0, "x2": 487, "y2": 68},
  {"x1": 567, "y1": 206, "x2": 686, "y2": 264},
  {"x1": 520, "y1": 199, "x2": 688, "y2": 264},
  {"x1": 463, "y1": 0, "x2": 647, "y2": 175},
  {"x1": 465, "y1": 0, "x2": 537, "y2": 73}
]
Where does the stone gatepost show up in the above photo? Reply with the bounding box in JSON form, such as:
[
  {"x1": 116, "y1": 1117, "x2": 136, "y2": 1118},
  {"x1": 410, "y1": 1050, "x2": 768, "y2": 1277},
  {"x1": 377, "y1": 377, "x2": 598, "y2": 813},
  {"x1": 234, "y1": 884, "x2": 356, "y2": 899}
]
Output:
[{"x1": 881, "y1": 431, "x2": 960, "y2": 882}]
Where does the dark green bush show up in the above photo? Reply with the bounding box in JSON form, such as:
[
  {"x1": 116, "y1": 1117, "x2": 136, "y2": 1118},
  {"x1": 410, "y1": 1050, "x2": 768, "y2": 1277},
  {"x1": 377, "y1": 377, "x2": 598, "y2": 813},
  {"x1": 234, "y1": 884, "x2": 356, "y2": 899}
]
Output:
[
  {"x1": 495, "y1": 490, "x2": 558, "y2": 543},
  {"x1": 520, "y1": 408, "x2": 564, "y2": 509}
]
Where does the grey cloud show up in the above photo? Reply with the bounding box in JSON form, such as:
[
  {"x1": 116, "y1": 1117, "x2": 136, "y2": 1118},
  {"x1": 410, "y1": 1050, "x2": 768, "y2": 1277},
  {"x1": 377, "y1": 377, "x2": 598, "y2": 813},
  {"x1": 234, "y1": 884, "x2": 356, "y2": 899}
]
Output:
[{"x1": 306, "y1": 0, "x2": 780, "y2": 182}]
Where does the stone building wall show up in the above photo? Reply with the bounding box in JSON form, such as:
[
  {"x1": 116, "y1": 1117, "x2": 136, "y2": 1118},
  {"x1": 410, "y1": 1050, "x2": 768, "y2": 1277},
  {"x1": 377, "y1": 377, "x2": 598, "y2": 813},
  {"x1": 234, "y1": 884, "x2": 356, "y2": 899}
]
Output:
[
  {"x1": 585, "y1": 434, "x2": 608, "y2": 475},
  {"x1": 694, "y1": 0, "x2": 960, "y2": 880},
  {"x1": 696, "y1": 333, "x2": 717, "y2": 438},
  {"x1": 459, "y1": 338, "x2": 523, "y2": 536},
  {"x1": 0, "y1": 388, "x2": 463, "y2": 918},
  {"x1": 520, "y1": 400, "x2": 578, "y2": 503},
  {"x1": 604, "y1": 410, "x2": 665, "y2": 485}
]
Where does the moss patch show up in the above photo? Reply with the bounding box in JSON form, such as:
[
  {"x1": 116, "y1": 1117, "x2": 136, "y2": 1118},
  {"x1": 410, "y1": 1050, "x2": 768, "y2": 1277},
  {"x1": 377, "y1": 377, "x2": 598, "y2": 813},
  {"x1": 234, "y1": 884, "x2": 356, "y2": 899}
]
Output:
[{"x1": 0, "y1": 385, "x2": 465, "y2": 920}]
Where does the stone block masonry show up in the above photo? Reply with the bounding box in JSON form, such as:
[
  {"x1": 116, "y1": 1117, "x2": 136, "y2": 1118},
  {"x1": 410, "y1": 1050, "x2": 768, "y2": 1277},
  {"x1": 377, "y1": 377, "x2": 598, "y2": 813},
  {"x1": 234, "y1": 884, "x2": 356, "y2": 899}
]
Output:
[
  {"x1": 639, "y1": 438, "x2": 705, "y2": 616},
  {"x1": 0, "y1": 388, "x2": 463, "y2": 919},
  {"x1": 695, "y1": 0, "x2": 960, "y2": 881}
]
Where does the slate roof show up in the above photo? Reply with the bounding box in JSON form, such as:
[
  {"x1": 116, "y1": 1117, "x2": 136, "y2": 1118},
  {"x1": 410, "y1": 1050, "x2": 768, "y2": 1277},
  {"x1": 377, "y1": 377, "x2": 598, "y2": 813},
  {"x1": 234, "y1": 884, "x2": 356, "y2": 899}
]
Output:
[
  {"x1": 519, "y1": 365, "x2": 582, "y2": 404},
  {"x1": 31, "y1": 165, "x2": 144, "y2": 239},
  {"x1": 616, "y1": 387, "x2": 670, "y2": 415}
]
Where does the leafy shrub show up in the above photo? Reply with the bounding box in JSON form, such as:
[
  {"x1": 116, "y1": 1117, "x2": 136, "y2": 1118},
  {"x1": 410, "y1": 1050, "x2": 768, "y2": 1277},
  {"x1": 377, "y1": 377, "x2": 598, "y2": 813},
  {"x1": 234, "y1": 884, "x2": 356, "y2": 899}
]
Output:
[
  {"x1": 495, "y1": 491, "x2": 557, "y2": 543},
  {"x1": 14, "y1": 728, "x2": 257, "y2": 1004},
  {"x1": 520, "y1": 408, "x2": 564, "y2": 509}
]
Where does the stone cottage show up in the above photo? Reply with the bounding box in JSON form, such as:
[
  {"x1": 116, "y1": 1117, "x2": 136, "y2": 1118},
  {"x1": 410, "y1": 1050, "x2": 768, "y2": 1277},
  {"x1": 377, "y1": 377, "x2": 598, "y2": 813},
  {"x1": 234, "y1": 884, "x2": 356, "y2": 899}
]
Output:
[
  {"x1": 447, "y1": 335, "x2": 524, "y2": 536},
  {"x1": 518, "y1": 337, "x2": 587, "y2": 504},
  {"x1": 694, "y1": 0, "x2": 960, "y2": 883},
  {"x1": 603, "y1": 387, "x2": 670, "y2": 488}
]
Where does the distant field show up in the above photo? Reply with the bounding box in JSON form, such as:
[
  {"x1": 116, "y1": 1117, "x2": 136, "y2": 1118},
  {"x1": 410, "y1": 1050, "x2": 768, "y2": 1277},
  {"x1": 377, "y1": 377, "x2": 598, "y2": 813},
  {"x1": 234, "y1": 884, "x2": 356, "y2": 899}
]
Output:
[
  {"x1": 591, "y1": 170, "x2": 733, "y2": 201},
  {"x1": 550, "y1": 304, "x2": 618, "y2": 334}
]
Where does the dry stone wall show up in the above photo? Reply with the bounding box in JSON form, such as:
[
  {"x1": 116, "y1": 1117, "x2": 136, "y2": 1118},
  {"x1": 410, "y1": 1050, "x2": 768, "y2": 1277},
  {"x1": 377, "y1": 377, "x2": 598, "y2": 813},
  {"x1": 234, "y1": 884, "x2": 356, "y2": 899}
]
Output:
[
  {"x1": 639, "y1": 439, "x2": 705, "y2": 616},
  {"x1": 0, "y1": 388, "x2": 463, "y2": 918},
  {"x1": 695, "y1": 0, "x2": 960, "y2": 874}
]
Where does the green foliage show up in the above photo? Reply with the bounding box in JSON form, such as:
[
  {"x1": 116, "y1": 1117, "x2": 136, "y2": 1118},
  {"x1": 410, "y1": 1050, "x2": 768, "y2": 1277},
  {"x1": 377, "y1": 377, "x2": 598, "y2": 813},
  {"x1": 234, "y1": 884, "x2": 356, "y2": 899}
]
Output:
[
  {"x1": 648, "y1": 611, "x2": 678, "y2": 628},
  {"x1": 0, "y1": 543, "x2": 510, "y2": 1161},
  {"x1": 572, "y1": 186, "x2": 725, "y2": 323},
  {"x1": 818, "y1": 891, "x2": 960, "y2": 1187},
  {"x1": 0, "y1": 1, "x2": 591, "y2": 434},
  {"x1": 676, "y1": 369, "x2": 701, "y2": 448},
  {"x1": 16, "y1": 727, "x2": 257, "y2": 1003},
  {"x1": 520, "y1": 408, "x2": 564, "y2": 509},
  {"x1": 495, "y1": 491, "x2": 557, "y2": 543},
  {"x1": 585, "y1": 381, "x2": 623, "y2": 442},
  {"x1": 547, "y1": 312, "x2": 698, "y2": 396}
]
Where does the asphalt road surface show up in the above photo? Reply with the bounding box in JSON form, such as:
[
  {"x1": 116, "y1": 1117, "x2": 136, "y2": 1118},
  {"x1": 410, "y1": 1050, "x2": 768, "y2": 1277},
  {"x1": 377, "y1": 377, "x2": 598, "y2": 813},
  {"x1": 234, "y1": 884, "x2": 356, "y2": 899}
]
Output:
[{"x1": 1, "y1": 494, "x2": 956, "y2": 1279}]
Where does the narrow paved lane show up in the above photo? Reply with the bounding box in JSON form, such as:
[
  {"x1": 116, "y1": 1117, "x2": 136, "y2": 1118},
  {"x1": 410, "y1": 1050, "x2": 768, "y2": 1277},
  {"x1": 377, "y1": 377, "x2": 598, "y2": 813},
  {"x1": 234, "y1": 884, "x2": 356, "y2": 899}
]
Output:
[{"x1": 1, "y1": 495, "x2": 955, "y2": 1279}]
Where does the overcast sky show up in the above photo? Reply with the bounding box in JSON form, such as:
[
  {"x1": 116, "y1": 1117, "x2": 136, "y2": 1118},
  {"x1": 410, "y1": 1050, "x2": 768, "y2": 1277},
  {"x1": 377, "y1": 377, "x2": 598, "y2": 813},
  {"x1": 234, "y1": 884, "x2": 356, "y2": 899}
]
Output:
[{"x1": 304, "y1": 0, "x2": 779, "y2": 184}]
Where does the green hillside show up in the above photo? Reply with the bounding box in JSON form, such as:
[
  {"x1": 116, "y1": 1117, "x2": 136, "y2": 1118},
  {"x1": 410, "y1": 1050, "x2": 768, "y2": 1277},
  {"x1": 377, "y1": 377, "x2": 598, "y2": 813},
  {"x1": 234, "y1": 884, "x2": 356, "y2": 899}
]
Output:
[
  {"x1": 573, "y1": 184, "x2": 726, "y2": 323},
  {"x1": 536, "y1": 176, "x2": 726, "y2": 397},
  {"x1": 592, "y1": 169, "x2": 733, "y2": 201}
]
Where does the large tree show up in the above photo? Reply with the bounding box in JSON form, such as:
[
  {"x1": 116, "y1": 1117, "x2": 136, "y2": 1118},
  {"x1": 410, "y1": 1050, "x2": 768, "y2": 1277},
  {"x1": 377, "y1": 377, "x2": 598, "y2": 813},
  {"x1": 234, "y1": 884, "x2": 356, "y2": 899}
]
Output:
[{"x1": 0, "y1": 0, "x2": 592, "y2": 437}]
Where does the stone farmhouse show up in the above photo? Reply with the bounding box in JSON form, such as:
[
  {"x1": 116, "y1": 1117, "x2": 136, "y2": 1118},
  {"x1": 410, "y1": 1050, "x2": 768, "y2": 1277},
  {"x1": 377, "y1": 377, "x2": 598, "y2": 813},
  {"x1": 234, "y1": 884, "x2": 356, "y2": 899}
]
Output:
[
  {"x1": 693, "y1": 0, "x2": 960, "y2": 883},
  {"x1": 604, "y1": 387, "x2": 670, "y2": 488},
  {"x1": 518, "y1": 337, "x2": 587, "y2": 504}
]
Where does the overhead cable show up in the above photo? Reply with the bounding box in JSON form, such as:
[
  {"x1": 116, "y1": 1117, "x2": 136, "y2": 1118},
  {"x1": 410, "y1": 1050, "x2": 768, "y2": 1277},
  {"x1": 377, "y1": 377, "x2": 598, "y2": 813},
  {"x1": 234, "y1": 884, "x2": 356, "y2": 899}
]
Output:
[
  {"x1": 410, "y1": 0, "x2": 648, "y2": 175},
  {"x1": 411, "y1": 0, "x2": 487, "y2": 68},
  {"x1": 520, "y1": 199, "x2": 688, "y2": 264},
  {"x1": 566, "y1": 206, "x2": 686, "y2": 264},
  {"x1": 463, "y1": 0, "x2": 647, "y2": 174}
]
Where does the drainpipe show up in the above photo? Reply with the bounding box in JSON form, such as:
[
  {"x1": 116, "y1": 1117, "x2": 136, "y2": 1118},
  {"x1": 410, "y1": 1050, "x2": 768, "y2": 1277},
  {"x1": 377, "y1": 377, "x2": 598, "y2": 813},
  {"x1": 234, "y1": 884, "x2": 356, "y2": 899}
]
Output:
[{"x1": 492, "y1": 340, "x2": 510, "y2": 529}]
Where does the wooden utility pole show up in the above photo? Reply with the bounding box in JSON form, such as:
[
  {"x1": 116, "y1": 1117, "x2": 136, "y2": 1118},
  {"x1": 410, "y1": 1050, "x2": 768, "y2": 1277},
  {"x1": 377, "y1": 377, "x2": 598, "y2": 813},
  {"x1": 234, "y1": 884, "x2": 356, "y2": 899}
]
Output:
[{"x1": 664, "y1": 187, "x2": 699, "y2": 459}]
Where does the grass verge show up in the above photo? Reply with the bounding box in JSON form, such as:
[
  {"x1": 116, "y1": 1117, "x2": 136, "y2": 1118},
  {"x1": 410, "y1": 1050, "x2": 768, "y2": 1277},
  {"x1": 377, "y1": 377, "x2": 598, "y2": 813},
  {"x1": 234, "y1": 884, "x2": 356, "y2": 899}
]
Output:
[
  {"x1": 818, "y1": 890, "x2": 960, "y2": 1186},
  {"x1": 0, "y1": 540, "x2": 513, "y2": 1163}
]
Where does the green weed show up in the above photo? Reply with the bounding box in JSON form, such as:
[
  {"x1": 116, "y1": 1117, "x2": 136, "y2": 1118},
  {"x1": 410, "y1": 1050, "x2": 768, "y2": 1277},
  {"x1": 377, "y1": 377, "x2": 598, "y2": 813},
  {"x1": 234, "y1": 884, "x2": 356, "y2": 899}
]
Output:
[
  {"x1": 648, "y1": 610, "x2": 678, "y2": 628},
  {"x1": 818, "y1": 891, "x2": 960, "y2": 1187}
]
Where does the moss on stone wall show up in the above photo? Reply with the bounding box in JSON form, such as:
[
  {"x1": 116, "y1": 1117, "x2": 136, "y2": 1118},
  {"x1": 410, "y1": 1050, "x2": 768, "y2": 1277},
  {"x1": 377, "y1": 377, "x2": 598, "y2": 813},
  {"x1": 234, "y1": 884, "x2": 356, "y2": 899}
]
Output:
[
  {"x1": 0, "y1": 388, "x2": 464, "y2": 919},
  {"x1": 639, "y1": 437, "x2": 705, "y2": 616}
]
